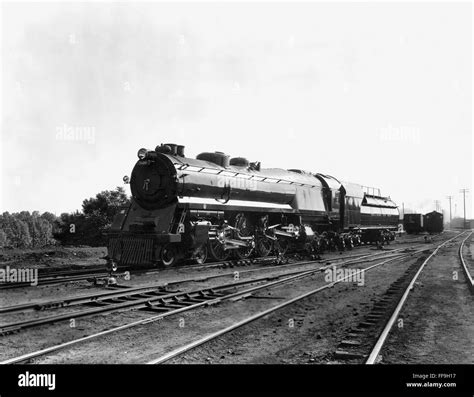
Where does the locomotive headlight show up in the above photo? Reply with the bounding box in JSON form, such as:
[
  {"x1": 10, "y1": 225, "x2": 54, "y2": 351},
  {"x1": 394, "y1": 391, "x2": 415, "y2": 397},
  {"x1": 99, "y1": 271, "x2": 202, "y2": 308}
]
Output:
[{"x1": 137, "y1": 148, "x2": 148, "y2": 160}]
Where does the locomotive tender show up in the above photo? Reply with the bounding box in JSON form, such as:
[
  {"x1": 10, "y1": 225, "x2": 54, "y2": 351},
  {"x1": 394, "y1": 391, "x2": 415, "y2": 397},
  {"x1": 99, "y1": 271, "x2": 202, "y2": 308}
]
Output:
[{"x1": 107, "y1": 143, "x2": 399, "y2": 268}]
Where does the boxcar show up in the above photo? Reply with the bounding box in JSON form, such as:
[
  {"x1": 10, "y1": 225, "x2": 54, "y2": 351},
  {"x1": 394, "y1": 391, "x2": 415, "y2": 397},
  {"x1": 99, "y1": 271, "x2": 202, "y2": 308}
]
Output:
[
  {"x1": 403, "y1": 214, "x2": 424, "y2": 234},
  {"x1": 423, "y1": 211, "x2": 444, "y2": 234}
]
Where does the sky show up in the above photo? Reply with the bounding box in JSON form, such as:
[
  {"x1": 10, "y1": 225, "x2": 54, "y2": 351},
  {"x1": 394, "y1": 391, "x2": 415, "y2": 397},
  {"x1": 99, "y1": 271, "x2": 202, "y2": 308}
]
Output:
[{"x1": 1, "y1": 1, "x2": 472, "y2": 219}]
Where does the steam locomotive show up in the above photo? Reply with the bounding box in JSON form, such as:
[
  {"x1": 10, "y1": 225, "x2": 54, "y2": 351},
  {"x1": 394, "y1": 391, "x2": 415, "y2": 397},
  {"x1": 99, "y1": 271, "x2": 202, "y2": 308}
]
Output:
[{"x1": 107, "y1": 143, "x2": 399, "y2": 268}]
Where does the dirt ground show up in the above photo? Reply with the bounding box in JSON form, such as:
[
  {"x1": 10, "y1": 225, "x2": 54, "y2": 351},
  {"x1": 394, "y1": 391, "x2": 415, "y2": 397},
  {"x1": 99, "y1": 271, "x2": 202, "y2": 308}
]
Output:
[
  {"x1": 0, "y1": 245, "x2": 424, "y2": 364},
  {"x1": 468, "y1": 238, "x2": 474, "y2": 274},
  {"x1": 1, "y1": 234, "x2": 423, "y2": 309},
  {"x1": 0, "y1": 246, "x2": 107, "y2": 270},
  {"x1": 0, "y1": 232, "x2": 462, "y2": 364},
  {"x1": 380, "y1": 233, "x2": 474, "y2": 364},
  {"x1": 0, "y1": 245, "x2": 381, "y2": 308},
  {"x1": 0, "y1": 232, "x2": 435, "y2": 273},
  {"x1": 166, "y1": 253, "x2": 428, "y2": 364}
]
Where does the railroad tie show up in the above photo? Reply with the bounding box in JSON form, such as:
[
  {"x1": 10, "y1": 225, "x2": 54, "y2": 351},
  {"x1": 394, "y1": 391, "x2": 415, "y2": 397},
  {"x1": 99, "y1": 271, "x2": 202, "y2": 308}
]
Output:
[
  {"x1": 144, "y1": 306, "x2": 171, "y2": 312},
  {"x1": 357, "y1": 322, "x2": 375, "y2": 328},
  {"x1": 338, "y1": 340, "x2": 362, "y2": 347},
  {"x1": 334, "y1": 350, "x2": 365, "y2": 360}
]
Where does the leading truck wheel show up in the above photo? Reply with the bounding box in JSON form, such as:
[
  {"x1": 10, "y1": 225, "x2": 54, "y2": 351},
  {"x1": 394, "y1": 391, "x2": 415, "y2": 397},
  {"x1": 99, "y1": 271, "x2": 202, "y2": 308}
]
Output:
[
  {"x1": 208, "y1": 239, "x2": 230, "y2": 261},
  {"x1": 160, "y1": 244, "x2": 177, "y2": 267}
]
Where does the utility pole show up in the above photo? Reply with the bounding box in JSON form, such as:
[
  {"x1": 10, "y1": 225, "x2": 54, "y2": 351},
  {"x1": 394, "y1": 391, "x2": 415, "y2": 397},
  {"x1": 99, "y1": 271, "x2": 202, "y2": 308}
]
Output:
[
  {"x1": 460, "y1": 189, "x2": 469, "y2": 229},
  {"x1": 434, "y1": 200, "x2": 441, "y2": 212},
  {"x1": 446, "y1": 196, "x2": 453, "y2": 228}
]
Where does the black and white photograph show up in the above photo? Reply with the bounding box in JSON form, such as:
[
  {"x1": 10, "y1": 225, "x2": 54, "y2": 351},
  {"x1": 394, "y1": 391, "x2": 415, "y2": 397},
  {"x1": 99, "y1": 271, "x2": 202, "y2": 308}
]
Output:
[{"x1": 0, "y1": 0, "x2": 472, "y2": 395}]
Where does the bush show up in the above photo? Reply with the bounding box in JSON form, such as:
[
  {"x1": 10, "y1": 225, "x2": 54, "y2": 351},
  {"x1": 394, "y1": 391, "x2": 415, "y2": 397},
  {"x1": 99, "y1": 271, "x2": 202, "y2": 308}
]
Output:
[
  {"x1": 54, "y1": 187, "x2": 130, "y2": 247},
  {"x1": 0, "y1": 187, "x2": 130, "y2": 248},
  {"x1": 0, "y1": 212, "x2": 49, "y2": 248}
]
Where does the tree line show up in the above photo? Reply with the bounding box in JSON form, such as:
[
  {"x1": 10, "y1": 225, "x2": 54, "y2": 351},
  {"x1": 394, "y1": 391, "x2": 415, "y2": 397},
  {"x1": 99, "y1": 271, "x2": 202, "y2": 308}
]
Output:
[{"x1": 0, "y1": 187, "x2": 130, "y2": 248}]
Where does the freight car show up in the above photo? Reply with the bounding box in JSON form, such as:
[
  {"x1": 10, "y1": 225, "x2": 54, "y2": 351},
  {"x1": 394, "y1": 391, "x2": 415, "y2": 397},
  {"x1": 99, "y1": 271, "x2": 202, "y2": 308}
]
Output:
[
  {"x1": 423, "y1": 211, "x2": 444, "y2": 234},
  {"x1": 403, "y1": 211, "x2": 444, "y2": 234},
  {"x1": 107, "y1": 143, "x2": 399, "y2": 268},
  {"x1": 403, "y1": 214, "x2": 424, "y2": 234}
]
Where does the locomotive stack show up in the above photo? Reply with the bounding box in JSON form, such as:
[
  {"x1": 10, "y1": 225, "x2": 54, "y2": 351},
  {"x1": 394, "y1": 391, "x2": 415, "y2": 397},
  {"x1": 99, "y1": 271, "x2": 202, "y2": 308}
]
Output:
[{"x1": 107, "y1": 143, "x2": 400, "y2": 268}]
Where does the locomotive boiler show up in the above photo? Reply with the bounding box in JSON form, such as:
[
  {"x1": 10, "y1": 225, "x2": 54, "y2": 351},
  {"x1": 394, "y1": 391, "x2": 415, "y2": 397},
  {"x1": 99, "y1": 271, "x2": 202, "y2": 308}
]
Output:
[{"x1": 107, "y1": 143, "x2": 399, "y2": 268}]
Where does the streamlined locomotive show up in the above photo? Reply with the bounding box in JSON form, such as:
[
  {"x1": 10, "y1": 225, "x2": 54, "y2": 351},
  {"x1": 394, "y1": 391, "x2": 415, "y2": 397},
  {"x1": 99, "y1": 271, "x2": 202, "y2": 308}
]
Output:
[{"x1": 107, "y1": 143, "x2": 399, "y2": 268}]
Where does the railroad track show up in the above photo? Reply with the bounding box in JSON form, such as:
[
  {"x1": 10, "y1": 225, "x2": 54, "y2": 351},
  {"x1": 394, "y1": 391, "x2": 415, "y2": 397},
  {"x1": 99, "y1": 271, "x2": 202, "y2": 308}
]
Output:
[
  {"x1": 0, "y1": 269, "x2": 317, "y2": 335},
  {"x1": 0, "y1": 256, "x2": 276, "y2": 290},
  {"x1": 0, "y1": 248, "x2": 411, "y2": 334},
  {"x1": 0, "y1": 236, "x2": 431, "y2": 290},
  {"x1": 458, "y1": 230, "x2": 474, "y2": 292},
  {"x1": 0, "y1": 252, "x2": 359, "y2": 291},
  {"x1": 0, "y1": 248, "x2": 406, "y2": 316},
  {"x1": 320, "y1": 231, "x2": 467, "y2": 363},
  {"x1": 143, "y1": 233, "x2": 464, "y2": 364},
  {"x1": 0, "y1": 247, "x2": 416, "y2": 364},
  {"x1": 273, "y1": 230, "x2": 468, "y2": 363},
  {"x1": 0, "y1": 267, "x2": 110, "y2": 290},
  {"x1": 362, "y1": 231, "x2": 469, "y2": 363}
]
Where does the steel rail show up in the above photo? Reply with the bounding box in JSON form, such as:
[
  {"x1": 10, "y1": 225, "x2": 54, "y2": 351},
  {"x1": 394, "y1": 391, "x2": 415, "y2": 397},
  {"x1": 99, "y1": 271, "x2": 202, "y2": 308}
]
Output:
[
  {"x1": 147, "y1": 251, "x2": 422, "y2": 364},
  {"x1": 0, "y1": 257, "x2": 274, "y2": 291},
  {"x1": 0, "y1": 272, "x2": 110, "y2": 290},
  {"x1": 458, "y1": 231, "x2": 474, "y2": 292},
  {"x1": 0, "y1": 267, "x2": 323, "y2": 334},
  {"x1": 146, "y1": 239, "x2": 454, "y2": 364},
  {"x1": 1, "y1": 249, "x2": 410, "y2": 333},
  {"x1": 0, "y1": 252, "x2": 356, "y2": 290},
  {"x1": 1, "y1": 247, "x2": 410, "y2": 315},
  {"x1": 0, "y1": 238, "x2": 422, "y2": 290},
  {"x1": 365, "y1": 231, "x2": 466, "y2": 364},
  {"x1": 0, "y1": 250, "x2": 412, "y2": 364}
]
